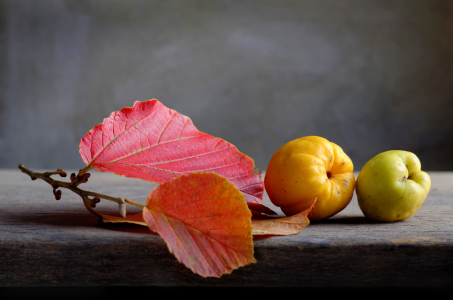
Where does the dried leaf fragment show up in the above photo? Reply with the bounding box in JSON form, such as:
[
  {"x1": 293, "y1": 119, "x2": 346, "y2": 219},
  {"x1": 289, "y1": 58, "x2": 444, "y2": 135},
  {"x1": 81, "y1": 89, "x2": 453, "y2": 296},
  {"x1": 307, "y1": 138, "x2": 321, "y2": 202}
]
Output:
[{"x1": 251, "y1": 199, "x2": 316, "y2": 236}]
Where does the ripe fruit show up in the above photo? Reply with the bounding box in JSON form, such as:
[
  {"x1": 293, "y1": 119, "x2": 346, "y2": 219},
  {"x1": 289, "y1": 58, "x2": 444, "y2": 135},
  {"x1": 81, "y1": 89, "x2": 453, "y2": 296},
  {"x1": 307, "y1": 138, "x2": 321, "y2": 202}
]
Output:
[
  {"x1": 264, "y1": 136, "x2": 355, "y2": 221},
  {"x1": 356, "y1": 150, "x2": 431, "y2": 222}
]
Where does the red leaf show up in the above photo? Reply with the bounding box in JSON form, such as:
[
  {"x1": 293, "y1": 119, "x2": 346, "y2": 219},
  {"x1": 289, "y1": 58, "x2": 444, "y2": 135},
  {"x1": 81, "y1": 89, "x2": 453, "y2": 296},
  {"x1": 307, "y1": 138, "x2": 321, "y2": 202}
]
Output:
[
  {"x1": 142, "y1": 172, "x2": 256, "y2": 277},
  {"x1": 79, "y1": 99, "x2": 263, "y2": 203}
]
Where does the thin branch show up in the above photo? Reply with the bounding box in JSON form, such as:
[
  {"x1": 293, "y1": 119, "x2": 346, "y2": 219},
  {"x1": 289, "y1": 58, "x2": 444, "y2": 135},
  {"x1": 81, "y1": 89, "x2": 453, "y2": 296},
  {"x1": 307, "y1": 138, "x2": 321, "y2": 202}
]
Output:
[{"x1": 17, "y1": 164, "x2": 144, "y2": 218}]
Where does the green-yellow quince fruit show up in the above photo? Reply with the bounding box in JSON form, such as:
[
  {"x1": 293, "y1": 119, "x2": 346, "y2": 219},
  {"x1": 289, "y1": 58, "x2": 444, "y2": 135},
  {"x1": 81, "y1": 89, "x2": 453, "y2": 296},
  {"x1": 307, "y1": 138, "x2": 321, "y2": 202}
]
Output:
[{"x1": 356, "y1": 150, "x2": 431, "y2": 222}]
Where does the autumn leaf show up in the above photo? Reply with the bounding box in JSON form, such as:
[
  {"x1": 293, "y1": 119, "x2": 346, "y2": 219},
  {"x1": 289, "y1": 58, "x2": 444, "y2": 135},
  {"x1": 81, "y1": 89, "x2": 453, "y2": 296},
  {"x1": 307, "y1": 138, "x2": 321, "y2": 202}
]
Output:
[
  {"x1": 142, "y1": 172, "x2": 256, "y2": 277},
  {"x1": 99, "y1": 200, "x2": 277, "y2": 226},
  {"x1": 100, "y1": 200, "x2": 312, "y2": 237},
  {"x1": 251, "y1": 199, "x2": 316, "y2": 236},
  {"x1": 79, "y1": 99, "x2": 263, "y2": 204}
]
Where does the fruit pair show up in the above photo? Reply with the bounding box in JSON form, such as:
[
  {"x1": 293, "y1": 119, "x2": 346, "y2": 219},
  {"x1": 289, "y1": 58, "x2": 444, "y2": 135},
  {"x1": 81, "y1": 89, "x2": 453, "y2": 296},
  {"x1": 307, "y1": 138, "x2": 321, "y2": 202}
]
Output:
[{"x1": 264, "y1": 136, "x2": 431, "y2": 222}]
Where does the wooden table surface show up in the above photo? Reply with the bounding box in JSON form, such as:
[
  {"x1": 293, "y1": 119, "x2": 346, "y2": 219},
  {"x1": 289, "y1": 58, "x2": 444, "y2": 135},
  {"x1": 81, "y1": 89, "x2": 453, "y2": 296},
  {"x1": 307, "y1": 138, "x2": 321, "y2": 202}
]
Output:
[{"x1": 1, "y1": 168, "x2": 452, "y2": 291}]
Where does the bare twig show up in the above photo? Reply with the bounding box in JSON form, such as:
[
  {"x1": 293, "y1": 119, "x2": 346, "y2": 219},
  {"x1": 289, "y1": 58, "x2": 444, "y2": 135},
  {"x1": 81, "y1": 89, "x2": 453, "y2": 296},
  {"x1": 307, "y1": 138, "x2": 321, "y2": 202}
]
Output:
[{"x1": 17, "y1": 164, "x2": 137, "y2": 218}]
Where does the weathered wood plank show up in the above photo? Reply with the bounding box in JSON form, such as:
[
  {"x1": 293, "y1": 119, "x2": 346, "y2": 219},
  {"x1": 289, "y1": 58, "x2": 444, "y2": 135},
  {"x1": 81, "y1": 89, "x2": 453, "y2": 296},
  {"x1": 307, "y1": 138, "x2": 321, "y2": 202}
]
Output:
[{"x1": 0, "y1": 169, "x2": 452, "y2": 287}]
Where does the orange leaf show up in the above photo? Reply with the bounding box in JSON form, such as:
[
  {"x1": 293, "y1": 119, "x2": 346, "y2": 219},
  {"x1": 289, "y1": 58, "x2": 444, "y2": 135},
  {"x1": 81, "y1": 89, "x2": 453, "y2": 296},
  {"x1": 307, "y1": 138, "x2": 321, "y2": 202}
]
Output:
[
  {"x1": 251, "y1": 199, "x2": 316, "y2": 236},
  {"x1": 142, "y1": 172, "x2": 256, "y2": 278}
]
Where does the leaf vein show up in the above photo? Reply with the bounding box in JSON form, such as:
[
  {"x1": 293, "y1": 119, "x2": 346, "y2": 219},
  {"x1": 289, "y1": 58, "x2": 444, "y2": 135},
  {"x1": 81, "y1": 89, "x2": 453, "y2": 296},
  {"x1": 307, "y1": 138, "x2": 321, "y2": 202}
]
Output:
[
  {"x1": 157, "y1": 111, "x2": 176, "y2": 145},
  {"x1": 88, "y1": 104, "x2": 160, "y2": 164}
]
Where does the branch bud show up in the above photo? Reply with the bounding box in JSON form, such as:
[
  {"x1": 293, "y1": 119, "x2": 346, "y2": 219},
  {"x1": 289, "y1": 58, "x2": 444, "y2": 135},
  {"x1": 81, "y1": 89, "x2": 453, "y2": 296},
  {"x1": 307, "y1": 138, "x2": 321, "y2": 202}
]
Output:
[
  {"x1": 82, "y1": 173, "x2": 90, "y2": 183},
  {"x1": 53, "y1": 188, "x2": 62, "y2": 200},
  {"x1": 90, "y1": 197, "x2": 100, "y2": 208},
  {"x1": 56, "y1": 168, "x2": 67, "y2": 177}
]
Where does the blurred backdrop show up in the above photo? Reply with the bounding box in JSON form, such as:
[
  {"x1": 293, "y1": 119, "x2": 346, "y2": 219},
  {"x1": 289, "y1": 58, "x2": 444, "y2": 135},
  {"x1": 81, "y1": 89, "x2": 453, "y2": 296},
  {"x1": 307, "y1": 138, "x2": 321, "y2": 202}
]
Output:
[{"x1": 1, "y1": 0, "x2": 453, "y2": 172}]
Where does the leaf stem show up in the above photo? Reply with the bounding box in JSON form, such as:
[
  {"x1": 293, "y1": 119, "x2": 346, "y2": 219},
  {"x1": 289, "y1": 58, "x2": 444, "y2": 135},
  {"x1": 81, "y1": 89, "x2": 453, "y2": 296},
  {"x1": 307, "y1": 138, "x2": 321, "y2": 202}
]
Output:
[
  {"x1": 77, "y1": 165, "x2": 92, "y2": 177},
  {"x1": 125, "y1": 198, "x2": 145, "y2": 208},
  {"x1": 18, "y1": 164, "x2": 128, "y2": 218}
]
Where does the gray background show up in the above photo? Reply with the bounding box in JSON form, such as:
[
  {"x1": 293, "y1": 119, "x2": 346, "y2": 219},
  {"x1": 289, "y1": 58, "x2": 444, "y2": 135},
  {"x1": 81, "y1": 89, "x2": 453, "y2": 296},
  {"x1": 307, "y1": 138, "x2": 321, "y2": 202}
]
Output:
[{"x1": 1, "y1": 0, "x2": 453, "y2": 172}]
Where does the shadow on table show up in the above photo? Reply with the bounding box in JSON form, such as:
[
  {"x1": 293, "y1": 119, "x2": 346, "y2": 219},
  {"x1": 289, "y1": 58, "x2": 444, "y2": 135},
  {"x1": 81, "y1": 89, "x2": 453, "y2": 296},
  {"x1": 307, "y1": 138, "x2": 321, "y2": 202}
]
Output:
[
  {"x1": 97, "y1": 222, "x2": 156, "y2": 234},
  {"x1": 5, "y1": 210, "x2": 155, "y2": 234},
  {"x1": 311, "y1": 216, "x2": 372, "y2": 225},
  {"x1": 4, "y1": 211, "x2": 97, "y2": 228}
]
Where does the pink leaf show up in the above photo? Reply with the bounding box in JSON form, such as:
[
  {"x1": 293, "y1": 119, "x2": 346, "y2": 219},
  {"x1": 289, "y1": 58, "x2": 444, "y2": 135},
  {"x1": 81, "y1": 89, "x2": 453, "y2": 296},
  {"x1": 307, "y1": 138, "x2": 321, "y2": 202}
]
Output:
[{"x1": 79, "y1": 99, "x2": 263, "y2": 203}]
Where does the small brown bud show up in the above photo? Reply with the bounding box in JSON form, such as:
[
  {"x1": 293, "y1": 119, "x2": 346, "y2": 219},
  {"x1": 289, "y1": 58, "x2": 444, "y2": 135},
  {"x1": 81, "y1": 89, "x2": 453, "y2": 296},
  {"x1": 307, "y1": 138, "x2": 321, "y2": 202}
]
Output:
[
  {"x1": 53, "y1": 189, "x2": 62, "y2": 200},
  {"x1": 57, "y1": 168, "x2": 67, "y2": 177},
  {"x1": 90, "y1": 196, "x2": 101, "y2": 208},
  {"x1": 82, "y1": 173, "x2": 90, "y2": 183}
]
